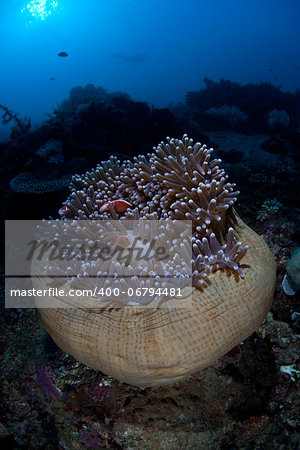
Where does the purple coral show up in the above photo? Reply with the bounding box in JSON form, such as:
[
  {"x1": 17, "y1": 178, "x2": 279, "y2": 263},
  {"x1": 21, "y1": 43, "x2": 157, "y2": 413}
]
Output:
[{"x1": 36, "y1": 364, "x2": 62, "y2": 399}]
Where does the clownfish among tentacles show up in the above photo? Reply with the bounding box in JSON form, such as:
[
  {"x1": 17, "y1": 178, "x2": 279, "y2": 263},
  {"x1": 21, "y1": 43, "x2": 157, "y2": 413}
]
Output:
[{"x1": 100, "y1": 200, "x2": 132, "y2": 214}]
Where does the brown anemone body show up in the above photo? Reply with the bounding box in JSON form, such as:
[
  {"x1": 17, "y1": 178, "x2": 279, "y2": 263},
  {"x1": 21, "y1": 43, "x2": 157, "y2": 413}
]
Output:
[{"x1": 34, "y1": 215, "x2": 276, "y2": 387}]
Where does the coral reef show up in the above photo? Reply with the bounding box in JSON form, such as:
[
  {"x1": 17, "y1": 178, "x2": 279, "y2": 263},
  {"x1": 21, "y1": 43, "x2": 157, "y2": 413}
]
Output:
[
  {"x1": 1, "y1": 80, "x2": 299, "y2": 447},
  {"x1": 0, "y1": 103, "x2": 31, "y2": 138},
  {"x1": 282, "y1": 247, "x2": 300, "y2": 295},
  {"x1": 204, "y1": 105, "x2": 248, "y2": 125},
  {"x1": 185, "y1": 78, "x2": 298, "y2": 132},
  {"x1": 35, "y1": 139, "x2": 64, "y2": 165},
  {"x1": 267, "y1": 109, "x2": 290, "y2": 131},
  {"x1": 10, "y1": 172, "x2": 71, "y2": 194},
  {"x1": 257, "y1": 199, "x2": 282, "y2": 222}
]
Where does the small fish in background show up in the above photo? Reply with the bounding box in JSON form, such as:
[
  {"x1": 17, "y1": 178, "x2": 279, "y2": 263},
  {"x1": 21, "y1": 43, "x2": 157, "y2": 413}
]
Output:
[
  {"x1": 294, "y1": 65, "x2": 299, "y2": 70},
  {"x1": 58, "y1": 51, "x2": 68, "y2": 57},
  {"x1": 50, "y1": 77, "x2": 55, "y2": 81}
]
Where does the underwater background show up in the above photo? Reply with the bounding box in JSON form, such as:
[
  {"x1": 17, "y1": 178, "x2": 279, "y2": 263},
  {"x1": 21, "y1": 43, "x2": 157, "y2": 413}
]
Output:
[
  {"x1": 1, "y1": 0, "x2": 300, "y2": 449},
  {"x1": 0, "y1": 0, "x2": 300, "y2": 139}
]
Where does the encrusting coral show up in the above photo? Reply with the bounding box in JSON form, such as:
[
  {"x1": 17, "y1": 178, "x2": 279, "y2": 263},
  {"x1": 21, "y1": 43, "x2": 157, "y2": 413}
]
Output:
[
  {"x1": 10, "y1": 172, "x2": 71, "y2": 194},
  {"x1": 33, "y1": 135, "x2": 276, "y2": 387}
]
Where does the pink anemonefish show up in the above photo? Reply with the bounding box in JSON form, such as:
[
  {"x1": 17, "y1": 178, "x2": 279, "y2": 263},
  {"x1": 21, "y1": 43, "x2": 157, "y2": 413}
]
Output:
[
  {"x1": 58, "y1": 205, "x2": 71, "y2": 216},
  {"x1": 100, "y1": 200, "x2": 132, "y2": 214}
]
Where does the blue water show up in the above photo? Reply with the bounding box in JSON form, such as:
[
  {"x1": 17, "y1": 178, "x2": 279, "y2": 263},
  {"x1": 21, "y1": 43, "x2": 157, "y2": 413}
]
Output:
[{"x1": 0, "y1": 0, "x2": 299, "y2": 139}]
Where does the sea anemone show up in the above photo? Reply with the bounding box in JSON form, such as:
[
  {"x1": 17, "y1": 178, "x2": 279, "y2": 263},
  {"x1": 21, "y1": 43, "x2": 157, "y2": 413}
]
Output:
[
  {"x1": 33, "y1": 135, "x2": 276, "y2": 387},
  {"x1": 58, "y1": 135, "x2": 247, "y2": 290}
]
